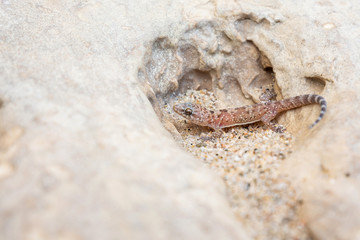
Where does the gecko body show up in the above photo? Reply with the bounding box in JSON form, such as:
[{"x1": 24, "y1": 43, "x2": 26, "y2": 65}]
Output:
[{"x1": 173, "y1": 94, "x2": 327, "y2": 133}]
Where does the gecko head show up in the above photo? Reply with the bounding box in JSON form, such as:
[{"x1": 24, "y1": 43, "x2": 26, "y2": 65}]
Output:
[{"x1": 173, "y1": 102, "x2": 210, "y2": 127}]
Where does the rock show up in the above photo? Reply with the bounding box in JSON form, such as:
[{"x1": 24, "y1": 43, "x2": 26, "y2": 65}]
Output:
[
  {"x1": 1, "y1": 0, "x2": 360, "y2": 239},
  {"x1": 0, "y1": 1, "x2": 249, "y2": 239}
]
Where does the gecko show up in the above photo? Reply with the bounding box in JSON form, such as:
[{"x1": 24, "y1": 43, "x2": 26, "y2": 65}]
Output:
[{"x1": 173, "y1": 91, "x2": 327, "y2": 133}]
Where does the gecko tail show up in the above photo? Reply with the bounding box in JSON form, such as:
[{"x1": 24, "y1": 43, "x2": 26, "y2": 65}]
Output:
[
  {"x1": 308, "y1": 118, "x2": 321, "y2": 129},
  {"x1": 308, "y1": 95, "x2": 327, "y2": 129}
]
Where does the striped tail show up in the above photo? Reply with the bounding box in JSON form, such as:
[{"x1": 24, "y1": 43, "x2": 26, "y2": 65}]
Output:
[
  {"x1": 278, "y1": 94, "x2": 327, "y2": 129},
  {"x1": 308, "y1": 95, "x2": 327, "y2": 129}
]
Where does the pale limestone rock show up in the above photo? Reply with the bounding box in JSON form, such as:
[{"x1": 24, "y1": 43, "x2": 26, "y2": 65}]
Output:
[
  {"x1": 1, "y1": 0, "x2": 360, "y2": 239},
  {"x1": 0, "y1": 1, "x2": 249, "y2": 239}
]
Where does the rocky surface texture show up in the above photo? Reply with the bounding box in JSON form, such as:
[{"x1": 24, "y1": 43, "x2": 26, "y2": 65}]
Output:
[{"x1": 1, "y1": 0, "x2": 360, "y2": 239}]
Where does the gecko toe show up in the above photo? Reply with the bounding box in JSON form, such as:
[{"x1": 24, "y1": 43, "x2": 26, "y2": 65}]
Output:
[{"x1": 275, "y1": 126, "x2": 286, "y2": 133}]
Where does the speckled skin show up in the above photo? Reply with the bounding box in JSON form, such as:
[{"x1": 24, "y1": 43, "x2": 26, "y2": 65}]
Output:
[{"x1": 173, "y1": 94, "x2": 327, "y2": 133}]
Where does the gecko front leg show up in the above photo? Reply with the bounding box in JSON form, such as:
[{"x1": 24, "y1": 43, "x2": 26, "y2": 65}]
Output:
[{"x1": 200, "y1": 129, "x2": 225, "y2": 141}]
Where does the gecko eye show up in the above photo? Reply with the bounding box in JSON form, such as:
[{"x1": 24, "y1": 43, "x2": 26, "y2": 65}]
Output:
[{"x1": 184, "y1": 108, "x2": 193, "y2": 116}]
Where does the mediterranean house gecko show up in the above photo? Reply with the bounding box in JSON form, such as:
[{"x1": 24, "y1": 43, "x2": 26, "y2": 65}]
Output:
[{"x1": 173, "y1": 91, "x2": 327, "y2": 133}]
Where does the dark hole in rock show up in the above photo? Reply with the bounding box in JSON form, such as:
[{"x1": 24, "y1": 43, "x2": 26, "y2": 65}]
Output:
[
  {"x1": 305, "y1": 76, "x2": 326, "y2": 90},
  {"x1": 264, "y1": 67, "x2": 273, "y2": 73},
  {"x1": 177, "y1": 69, "x2": 212, "y2": 94}
]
